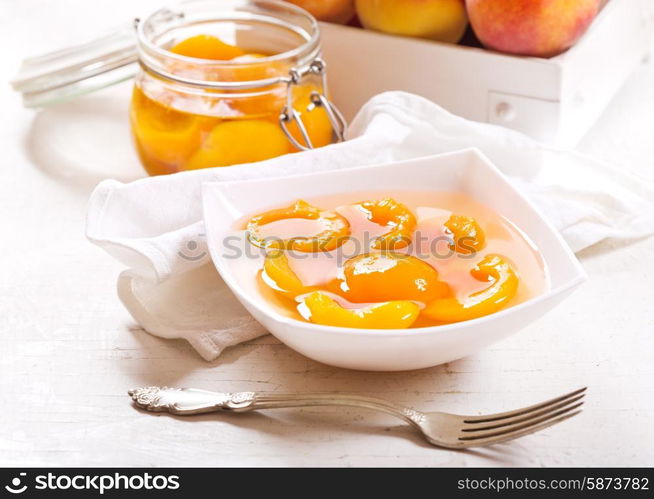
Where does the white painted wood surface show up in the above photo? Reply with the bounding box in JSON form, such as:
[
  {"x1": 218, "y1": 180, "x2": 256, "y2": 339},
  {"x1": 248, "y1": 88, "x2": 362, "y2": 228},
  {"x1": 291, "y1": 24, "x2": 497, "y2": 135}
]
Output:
[{"x1": 1, "y1": 0, "x2": 653, "y2": 467}]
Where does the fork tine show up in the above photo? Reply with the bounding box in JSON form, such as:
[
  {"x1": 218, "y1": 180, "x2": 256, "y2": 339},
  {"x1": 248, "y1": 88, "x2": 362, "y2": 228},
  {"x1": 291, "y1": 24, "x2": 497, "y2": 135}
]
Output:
[
  {"x1": 461, "y1": 393, "x2": 585, "y2": 433},
  {"x1": 462, "y1": 387, "x2": 586, "y2": 423},
  {"x1": 459, "y1": 401, "x2": 583, "y2": 442},
  {"x1": 457, "y1": 410, "x2": 582, "y2": 447}
]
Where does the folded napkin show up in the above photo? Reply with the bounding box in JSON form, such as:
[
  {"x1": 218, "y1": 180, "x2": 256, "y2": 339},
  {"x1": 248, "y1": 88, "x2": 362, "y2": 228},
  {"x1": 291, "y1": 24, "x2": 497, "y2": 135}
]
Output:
[{"x1": 87, "y1": 91, "x2": 654, "y2": 360}]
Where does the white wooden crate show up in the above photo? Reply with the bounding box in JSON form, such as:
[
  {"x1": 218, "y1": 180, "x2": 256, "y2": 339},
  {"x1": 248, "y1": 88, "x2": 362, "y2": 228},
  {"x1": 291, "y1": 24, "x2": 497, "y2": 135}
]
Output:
[{"x1": 320, "y1": 0, "x2": 654, "y2": 147}]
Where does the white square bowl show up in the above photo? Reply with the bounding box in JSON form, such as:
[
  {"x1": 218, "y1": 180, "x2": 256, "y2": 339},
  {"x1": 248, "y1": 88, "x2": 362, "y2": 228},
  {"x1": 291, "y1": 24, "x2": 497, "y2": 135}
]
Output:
[{"x1": 202, "y1": 149, "x2": 586, "y2": 371}]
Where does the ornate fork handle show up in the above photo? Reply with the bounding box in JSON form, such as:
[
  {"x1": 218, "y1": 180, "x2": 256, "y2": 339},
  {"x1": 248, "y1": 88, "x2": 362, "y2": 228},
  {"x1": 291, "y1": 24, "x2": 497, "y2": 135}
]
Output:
[{"x1": 128, "y1": 387, "x2": 426, "y2": 427}]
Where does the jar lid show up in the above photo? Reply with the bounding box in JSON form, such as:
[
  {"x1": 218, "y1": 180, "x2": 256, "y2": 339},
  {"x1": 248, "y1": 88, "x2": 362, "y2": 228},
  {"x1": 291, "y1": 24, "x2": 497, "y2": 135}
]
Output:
[{"x1": 10, "y1": 24, "x2": 138, "y2": 108}]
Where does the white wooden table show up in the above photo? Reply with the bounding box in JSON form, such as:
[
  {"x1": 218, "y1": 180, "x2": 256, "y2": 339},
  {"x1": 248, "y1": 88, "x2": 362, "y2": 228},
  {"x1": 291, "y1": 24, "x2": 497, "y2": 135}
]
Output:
[{"x1": 1, "y1": 0, "x2": 653, "y2": 467}]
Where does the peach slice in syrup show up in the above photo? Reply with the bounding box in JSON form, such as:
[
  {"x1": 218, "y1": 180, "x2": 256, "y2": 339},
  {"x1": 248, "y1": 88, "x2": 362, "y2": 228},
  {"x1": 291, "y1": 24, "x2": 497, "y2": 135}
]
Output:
[
  {"x1": 422, "y1": 254, "x2": 518, "y2": 323},
  {"x1": 247, "y1": 200, "x2": 350, "y2": 252},
  {"x1": 357, "y1": 198, "x2": 417, "y2": 250},
  {"x1": 299, "y1": 291, "x2": 421, "y2": 329}
]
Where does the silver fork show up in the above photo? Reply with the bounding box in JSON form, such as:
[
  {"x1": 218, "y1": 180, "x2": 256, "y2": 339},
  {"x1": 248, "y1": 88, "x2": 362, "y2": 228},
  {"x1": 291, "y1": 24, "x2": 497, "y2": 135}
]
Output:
[{"x1": 128, "y1": 386, "x2": 585, "y2": 449}]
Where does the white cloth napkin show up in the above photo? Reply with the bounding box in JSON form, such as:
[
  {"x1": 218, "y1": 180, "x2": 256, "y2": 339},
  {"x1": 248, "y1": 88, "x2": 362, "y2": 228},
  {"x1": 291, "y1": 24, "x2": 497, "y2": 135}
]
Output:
[{"x1": 86, "y1": 91, "x2": 654, "y2": 360}]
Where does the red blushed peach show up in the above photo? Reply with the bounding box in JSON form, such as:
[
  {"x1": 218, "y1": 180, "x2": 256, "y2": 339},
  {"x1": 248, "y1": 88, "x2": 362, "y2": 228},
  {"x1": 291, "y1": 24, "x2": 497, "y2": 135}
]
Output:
[
  {"x1": 466, "y1": 0, "x2": 600, "y2": 58},
  {"x1": 285, "y1": 0, "x2": 355, "y2": 24},
  {"x1": 355, "y1": 0, "x2": 468, "y2": 44}
]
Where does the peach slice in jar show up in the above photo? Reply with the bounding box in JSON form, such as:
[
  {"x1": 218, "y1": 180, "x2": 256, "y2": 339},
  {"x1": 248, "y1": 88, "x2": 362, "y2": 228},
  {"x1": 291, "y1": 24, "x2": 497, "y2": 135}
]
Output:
[
  {"x1": 444, "y1": 214, "x2": 486, "y2": 255},
  {"x1": 184, "y1": 119, "x2": 291, "y2": 169},
  {"x1": 357, "y1": 198, "x2": 417, "y2": 250},
  {"x1": 331, "y1": 253, "x2": 450, "y2": 304},
  {"x1": 169, "y1": 36, "x2": 288, "y2": 121},
  {"x1": 234, "y1": 82, "x2": 335, "y2": 149},
  {"x1": 246, "y1": 200, "x2": 350, "y2": 252},
  {"x1": 299, "y1": 291, "x2": 420, "y2": 329},
  {"x1": 223, "y1": 54, "x2": 291, "y2": 118},
  {"x1": 422, "y1": 254, "x2": 519, "y2": 323},
  {"x1": 169, "y1": 34, "x2": 245, "y2": 60},
  {"x1": 130, "y1": 86, "x2": 217, "y2": 175},
  {"x1": 285, "y1": 84, "x2": 335, "y2": 150},
  {"x1": 166, "y1": 35, "x2": 247, "y2": 82}
]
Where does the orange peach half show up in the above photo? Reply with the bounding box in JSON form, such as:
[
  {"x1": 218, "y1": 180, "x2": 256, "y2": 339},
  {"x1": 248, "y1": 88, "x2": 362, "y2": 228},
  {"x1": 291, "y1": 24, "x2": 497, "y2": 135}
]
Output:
[
  {"x1": 286, "y1": 0, "x2": 355, "y2": 24},
  {"x1": 466, "y1": 0, "x2": 600, "y2": 58},
  {"x1": 355, "y1": 0, "x2": 468, "y2": 44}
]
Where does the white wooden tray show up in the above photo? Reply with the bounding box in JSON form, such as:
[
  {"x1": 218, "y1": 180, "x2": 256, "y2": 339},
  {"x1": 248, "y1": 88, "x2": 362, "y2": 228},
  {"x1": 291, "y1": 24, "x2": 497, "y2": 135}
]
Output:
[{"x1": 321, "y1": 0, "x2": 654, "y2": 146}]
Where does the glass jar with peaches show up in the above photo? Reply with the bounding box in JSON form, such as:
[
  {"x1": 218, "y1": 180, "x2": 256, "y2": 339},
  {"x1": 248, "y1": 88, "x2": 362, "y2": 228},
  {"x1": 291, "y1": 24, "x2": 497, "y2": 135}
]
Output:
[{"x1": 130, "y1": 0, "x2": 344, "y2": 175}]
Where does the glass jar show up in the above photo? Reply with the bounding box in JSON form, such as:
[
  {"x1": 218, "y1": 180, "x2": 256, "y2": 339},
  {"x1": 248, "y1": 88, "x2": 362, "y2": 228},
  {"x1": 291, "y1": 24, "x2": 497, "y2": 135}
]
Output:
[
  {"x1": 131, "y1": 0, "x2": 344, "y2": 175},
  {"x1": 10, "y1": 0, "x2": 345, "y2": 176}
]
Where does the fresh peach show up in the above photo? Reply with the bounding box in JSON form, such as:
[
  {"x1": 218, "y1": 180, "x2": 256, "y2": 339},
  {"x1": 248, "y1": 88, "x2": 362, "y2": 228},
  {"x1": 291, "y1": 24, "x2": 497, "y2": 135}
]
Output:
[
  {"x1": 466, "y1": 0, "x2": 600, "y2": 57},
  {"x1": 355, "y1": 0, "x2": 468, "y2": 44},
  {"x1": 285, "y1": 0, "x2": 355, "y2": 24}
]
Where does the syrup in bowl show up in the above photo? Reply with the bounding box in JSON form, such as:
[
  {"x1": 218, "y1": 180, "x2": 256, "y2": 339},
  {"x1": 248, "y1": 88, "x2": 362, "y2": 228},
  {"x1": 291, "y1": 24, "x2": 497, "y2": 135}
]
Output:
[{"x1": 225, "y1": 190, "x2": 548, "y2": 330}]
